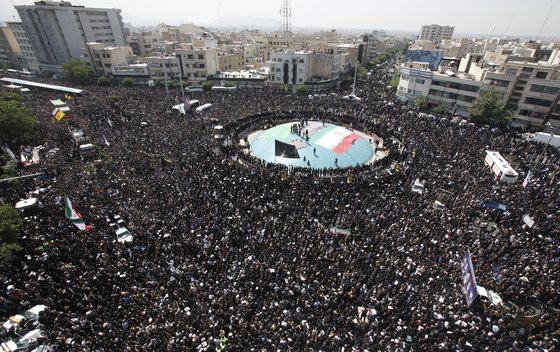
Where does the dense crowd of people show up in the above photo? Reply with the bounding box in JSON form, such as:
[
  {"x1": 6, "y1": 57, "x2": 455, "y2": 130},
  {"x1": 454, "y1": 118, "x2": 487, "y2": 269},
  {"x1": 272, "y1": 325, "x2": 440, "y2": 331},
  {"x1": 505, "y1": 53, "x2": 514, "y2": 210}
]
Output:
[{"x1": 0, "y1": 57, "x2": 558, "y2": 351}]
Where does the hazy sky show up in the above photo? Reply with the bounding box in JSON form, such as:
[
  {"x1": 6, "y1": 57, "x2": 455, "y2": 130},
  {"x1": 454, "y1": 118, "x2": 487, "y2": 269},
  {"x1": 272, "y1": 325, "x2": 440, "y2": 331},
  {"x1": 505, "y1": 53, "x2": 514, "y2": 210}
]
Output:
[{"x1": 2, "y1": 0, "x2": 559, "y2": 37}]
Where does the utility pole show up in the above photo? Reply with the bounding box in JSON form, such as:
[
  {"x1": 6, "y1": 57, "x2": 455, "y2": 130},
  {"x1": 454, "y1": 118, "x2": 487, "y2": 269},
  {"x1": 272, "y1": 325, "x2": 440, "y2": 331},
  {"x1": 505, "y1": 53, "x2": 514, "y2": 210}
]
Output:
[{"x1": 352, "y1": 59, "x2": 358, "y2": 96}]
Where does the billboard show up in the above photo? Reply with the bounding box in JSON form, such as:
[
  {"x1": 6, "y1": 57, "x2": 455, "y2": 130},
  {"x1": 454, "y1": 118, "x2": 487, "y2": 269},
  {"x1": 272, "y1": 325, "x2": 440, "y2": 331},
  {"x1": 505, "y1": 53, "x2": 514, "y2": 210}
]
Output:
[
  {"x1": 460, "y1": 249, "x2": 478, "y2": 307},
  {"x1": 405, "y1": 49, "x2": 444, "y2": 70}
]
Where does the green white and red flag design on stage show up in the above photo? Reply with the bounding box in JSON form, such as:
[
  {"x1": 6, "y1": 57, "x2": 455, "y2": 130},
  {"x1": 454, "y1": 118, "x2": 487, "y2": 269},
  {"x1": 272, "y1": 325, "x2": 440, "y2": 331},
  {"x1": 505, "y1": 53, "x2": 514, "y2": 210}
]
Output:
[{"x1": 64, "y1": 195, "x2": 90, "y2": 231}]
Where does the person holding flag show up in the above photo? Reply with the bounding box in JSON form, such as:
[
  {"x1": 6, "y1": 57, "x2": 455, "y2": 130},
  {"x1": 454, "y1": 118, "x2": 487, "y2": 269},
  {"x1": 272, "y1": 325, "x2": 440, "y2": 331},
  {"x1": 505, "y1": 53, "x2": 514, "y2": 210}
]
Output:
[
  {"x1": 52, "y1": 107, "x2": 65, "y2": 122},
  {"x1": 64, "y1": 195, "x2": 91, "y2": 231}
]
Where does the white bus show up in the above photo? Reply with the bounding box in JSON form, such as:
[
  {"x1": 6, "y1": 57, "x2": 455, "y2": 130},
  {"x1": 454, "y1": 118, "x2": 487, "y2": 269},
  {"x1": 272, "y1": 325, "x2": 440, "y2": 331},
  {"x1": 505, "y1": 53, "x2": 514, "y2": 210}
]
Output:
[
  {"x1": 196, "y1": 103, "x2": 212, "y2": 113},
  {"x1": 211, "y1": 86, "x2": 236, "y2": 91},
  {"x1": 484, "y1": 150, "x2": 518, "y2": 184},
  {"x1": 5, "y1": 69, "x2": 35, "y2": 78}
]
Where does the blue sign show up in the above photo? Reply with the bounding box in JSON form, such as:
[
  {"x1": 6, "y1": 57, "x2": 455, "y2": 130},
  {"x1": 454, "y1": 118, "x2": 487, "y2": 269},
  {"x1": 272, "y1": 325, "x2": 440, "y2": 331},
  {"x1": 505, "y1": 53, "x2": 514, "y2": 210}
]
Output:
[
  {"x1": 460, "y1": 250, "x2": 478, "y2": 307},
  {"x1": 480, "y1": 201, "x2": 507, "y2": 213},
  {"x1": 405, "y1": 50, "x2": 444, "y2": 70}
]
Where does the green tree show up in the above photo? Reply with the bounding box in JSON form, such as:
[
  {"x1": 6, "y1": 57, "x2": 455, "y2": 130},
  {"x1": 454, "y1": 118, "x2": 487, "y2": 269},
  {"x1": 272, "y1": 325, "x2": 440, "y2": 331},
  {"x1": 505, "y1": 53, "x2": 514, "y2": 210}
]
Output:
[
  {"x1": 62, "y1": 58, "x2": 93, "y2": 84},
  {"x1": 121, "y1": 77, "x2": 133, "y2": 86},
  {"x1": 202, "y1": 81, "x2": 213, "y2": 91},
  {"x1": 356, "y1": 63, "x2": 368, "y2": 79},
  {"x1": 0, "y1": 99, "x2": 36, "y2": 144},
  {"x1": 97, "y1": 76, "x2": 111, "y2": 86},
  {"x1": 0, "y1": 198, "x2": 22, "y2": 267},
  {"x1": 2, "y1": 160, "x2": 17, "y2": 177},
  {"x1": 224, "y1": 81, "x2": 235, "y2": 88},
  {"x1": 0, "y1": 92, "x2": 22, "y2": 102},
  {"x1": 414, "y1": 95, "x2": 429, "y2": 112},
  {"x1": 153, "y1": 79, "x2": 163, "y2": 87},
  {"x1": 469, "y1": 90, "x2": 512, "y2": 125},
  {"x1": 0, "y1": 206, "x2": 22, "y2": 244},
  {"x1": 389, "y1": 68, "x2": 400, "y2": 90},
  {"x1": 0, "y1": 242, "x2": 22, "y2": 267},
  {"x1": 296, "y1": 85, "x2": 308, "y2": 95},
  {"x1": 432, "y1": 105, "x2": 446, "y2": 115}
]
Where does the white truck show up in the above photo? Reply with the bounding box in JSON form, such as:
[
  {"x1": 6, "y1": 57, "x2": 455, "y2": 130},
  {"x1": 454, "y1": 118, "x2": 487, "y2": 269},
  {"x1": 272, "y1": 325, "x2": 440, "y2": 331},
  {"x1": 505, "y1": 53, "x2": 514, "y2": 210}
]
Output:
[{"x1": 530, "y1": 132, "x2": 560, "y2": 148}]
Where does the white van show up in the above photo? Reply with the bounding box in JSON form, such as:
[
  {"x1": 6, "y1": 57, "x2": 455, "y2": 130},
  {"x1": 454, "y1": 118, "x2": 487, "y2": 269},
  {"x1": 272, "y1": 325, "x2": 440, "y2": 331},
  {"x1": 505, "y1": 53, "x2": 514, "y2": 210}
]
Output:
[{"x1": 196, "y1": 103, "x2": 212, "y2": 113}]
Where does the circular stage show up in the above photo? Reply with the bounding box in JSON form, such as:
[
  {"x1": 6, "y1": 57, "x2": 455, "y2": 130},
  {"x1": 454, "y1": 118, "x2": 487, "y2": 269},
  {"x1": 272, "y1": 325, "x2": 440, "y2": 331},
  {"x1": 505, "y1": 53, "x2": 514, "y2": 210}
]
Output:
[{"x1": 248, "y1": 121, "x2": 376, "y2": 169}]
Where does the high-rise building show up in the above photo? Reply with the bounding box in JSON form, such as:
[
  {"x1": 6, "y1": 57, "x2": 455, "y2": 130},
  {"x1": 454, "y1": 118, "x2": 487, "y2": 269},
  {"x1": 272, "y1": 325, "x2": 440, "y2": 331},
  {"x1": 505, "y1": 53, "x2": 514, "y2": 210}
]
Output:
[
  {"x1": 0, "y1": 24, "x2": 20, "y2": 69},
  {"x1": 7, "y1": 22, "x2": 40, "y2": 72},
  {"x1": 15, "y1": 0, "x2": 127, "y2": 73},
  {"x1": 419, "y1": 24, "x2": 455, "y2": 42}
]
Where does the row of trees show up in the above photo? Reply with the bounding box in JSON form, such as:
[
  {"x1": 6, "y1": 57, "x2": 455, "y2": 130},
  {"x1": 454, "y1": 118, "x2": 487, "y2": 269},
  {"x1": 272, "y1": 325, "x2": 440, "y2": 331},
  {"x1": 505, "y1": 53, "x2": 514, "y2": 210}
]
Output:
[
  {"x1": 413, "y1": 90, "x2": 512, "y2": 125},
  {"x1": 63, "y1": 59, "x2": 134, "y2": 87},
  {"x1": 0, "y1": 93, "x2": 26, "y2": 264},
  {"x1": 64, "y1": 59, "x2": 202, "y2": 89}
]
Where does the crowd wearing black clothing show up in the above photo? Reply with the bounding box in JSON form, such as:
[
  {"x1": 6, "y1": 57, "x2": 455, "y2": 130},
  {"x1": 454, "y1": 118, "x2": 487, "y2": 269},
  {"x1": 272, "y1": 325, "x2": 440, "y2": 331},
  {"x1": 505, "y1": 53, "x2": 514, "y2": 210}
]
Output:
[{"x1": 0, "y1": 61, "x2": 559, "y2": 351}]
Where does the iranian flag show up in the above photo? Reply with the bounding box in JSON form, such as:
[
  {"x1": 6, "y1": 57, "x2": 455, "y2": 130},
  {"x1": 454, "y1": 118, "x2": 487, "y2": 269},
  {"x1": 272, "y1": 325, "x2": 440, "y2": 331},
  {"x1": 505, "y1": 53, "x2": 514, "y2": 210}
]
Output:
[{"x1": 64, "y1": 195, "x2": 90, "y2": 231}]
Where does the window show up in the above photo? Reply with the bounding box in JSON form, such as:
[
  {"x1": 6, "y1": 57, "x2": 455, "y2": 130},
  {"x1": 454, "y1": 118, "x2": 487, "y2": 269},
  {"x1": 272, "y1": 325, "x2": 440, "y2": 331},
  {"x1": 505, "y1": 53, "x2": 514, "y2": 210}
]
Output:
[
  {"x1": 198, "y1": 55, "x2": 204, "y2": 60},
  {"x1": 524, "y1": 97, "x2": 552, "y2": 107},
  {"x1": 432, "y1": 80, "x2": 480, "y2": 93},
  {"x1": 535, "y1": 71, "x2": 548, "y2": 79},
  {"x1": 522, "y1": 67, "x2": 534, "y2": 72},
  {"x1": 519, "y1": 109, "x2": 546, "y2": 119},
  {"x1": 401, "y1": 74, "x2": 409, "y2": 81},
  {"x1": 415, "y1": 79, "x2": 425, "y2": 84},
  {"x1": 187, "y1": 55, "x2": 194, "y2": 59},
  {"x1": 483, "y1": 78, "x2": 510, "y2": 87},
  {"x1": 530, "y1": 84, "x2": 560, "y2": 95}
]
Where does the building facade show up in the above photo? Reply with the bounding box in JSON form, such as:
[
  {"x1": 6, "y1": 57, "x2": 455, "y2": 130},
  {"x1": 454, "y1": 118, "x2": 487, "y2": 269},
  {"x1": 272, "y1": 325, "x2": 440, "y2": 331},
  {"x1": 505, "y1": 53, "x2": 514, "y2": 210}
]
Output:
[
  {"x1": 15, "y1": 0, "x2": 127, "y2": 73},
  {"x1": 0, "y1": 25, "x2": 20, "y2": 69},
  {"x1": 128, "y1": 31, "x2": 161, "y2": 57},
  {"x1": 7, "y1": 22, "x2": 40, "y2": 72},
  {"x1": 419, "y1": 24, "x2": 454, "y2": 42},
  {"x1": 218, "y1": 48, "x2": 245, "y2": 71},
  {"x1": 145, "y1": 56, "x2": 180, "y2": 80},
  {"x1": 82, "y1": 42, "x2": 134, "y2": 76},
  {"x1": 397, "y1": 52, "x2": 560, "y2": 128},
  {"x1": 175, "y1": 46, "x2": 218, "y2": 81},
  {"x1": 268, "y1": 50, "x2": 312, "y2": 86}
]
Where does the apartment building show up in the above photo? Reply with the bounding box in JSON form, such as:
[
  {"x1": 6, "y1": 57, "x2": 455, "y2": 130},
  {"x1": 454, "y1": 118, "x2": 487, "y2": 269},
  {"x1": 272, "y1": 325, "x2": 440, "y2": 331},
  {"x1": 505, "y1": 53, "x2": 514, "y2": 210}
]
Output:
[
  {"x1": 15, "y1": 0, "x2": 127, "y2": 73},
  {"x1": 498, "y1": 60, "x2": 560, "y2": 127},
  {"x1": 0, "y1": 25, "x2": 20, "y2": 69},
  {"x1": 267, "y1": 49, "x2": 347, "y2": 87},
  {"x1": 218, "y1": 48, "x2": 245, "y2": 71},
  {"x1": 397, "y1": 48, "x2": 560, "y2": 128},
  {"x1": 7, "y1": 22, "x2": 40, "y2": 72},
  {"x1": 82, "y1": 42, "x2": 134, "y2": 76},
  {"x1": 175, "y1": 45, "x2": 218, "y2": 81},
  {"x1": 129, "y1": 31, "x2": 161, "y2": 57},
  {"x1": 419, "y1": 24, "x2": 454, "y2": 42},
  {"x1": 145, "y1": 56, "x2": 180, "y2": 79},
  {"x1": 268, "y1": 50, "x2": 312, "y2": 86}
]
